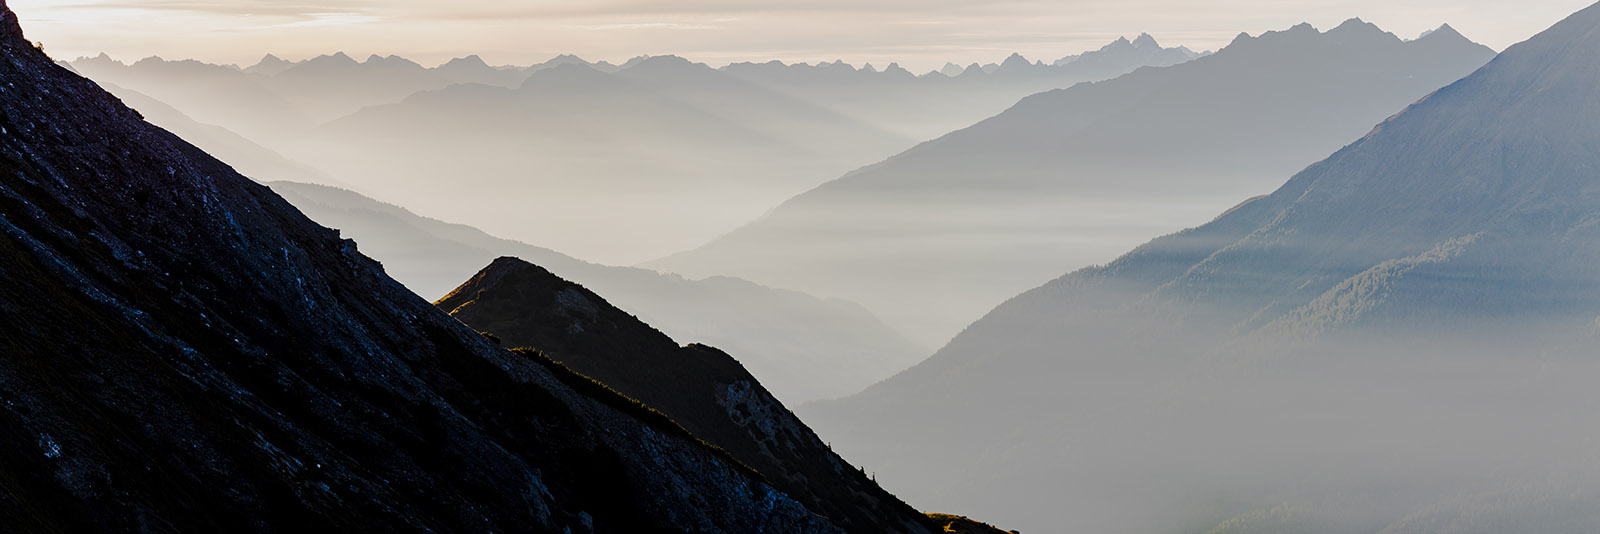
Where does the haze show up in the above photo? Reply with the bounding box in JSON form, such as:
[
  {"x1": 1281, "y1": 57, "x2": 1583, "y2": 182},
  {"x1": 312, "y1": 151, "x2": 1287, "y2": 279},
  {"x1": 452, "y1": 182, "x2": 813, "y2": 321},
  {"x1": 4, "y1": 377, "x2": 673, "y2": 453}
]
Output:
[
  {"x1": 11, "y1": 0, "x2": 1591, "y2": 70},
  {"x1": 11, "y1": 0, "x2": 1600, "y2": 532}
]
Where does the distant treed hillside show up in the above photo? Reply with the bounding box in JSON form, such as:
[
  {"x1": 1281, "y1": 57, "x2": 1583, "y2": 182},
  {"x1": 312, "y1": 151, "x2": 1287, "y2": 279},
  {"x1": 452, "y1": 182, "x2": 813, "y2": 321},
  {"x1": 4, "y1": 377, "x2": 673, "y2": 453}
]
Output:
[{"x1": 655, "y1": 20, "x2": 1497, "y2": 346}]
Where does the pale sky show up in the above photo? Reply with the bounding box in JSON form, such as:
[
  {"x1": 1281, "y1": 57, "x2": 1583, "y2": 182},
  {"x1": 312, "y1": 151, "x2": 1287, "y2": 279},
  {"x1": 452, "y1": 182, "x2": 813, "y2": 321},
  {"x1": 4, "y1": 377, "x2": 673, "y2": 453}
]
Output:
[{"x1": 10, "y1": 0, "x2": 1596, "y2": 71}]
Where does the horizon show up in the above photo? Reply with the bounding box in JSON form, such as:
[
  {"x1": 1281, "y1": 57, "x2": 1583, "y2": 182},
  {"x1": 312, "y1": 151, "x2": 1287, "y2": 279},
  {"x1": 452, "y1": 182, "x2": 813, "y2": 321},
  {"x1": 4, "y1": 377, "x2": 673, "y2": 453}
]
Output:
[{"x1": 12, "y1": 0, "x2": 1593, "y2": 73}]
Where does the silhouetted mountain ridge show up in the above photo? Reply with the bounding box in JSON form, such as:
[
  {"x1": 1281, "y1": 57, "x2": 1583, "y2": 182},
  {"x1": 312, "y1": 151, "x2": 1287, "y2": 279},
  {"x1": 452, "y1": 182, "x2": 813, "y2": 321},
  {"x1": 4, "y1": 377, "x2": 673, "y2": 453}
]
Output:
[
  {"x1": 268, "y1": 181, "x2": 926, "y2": 403},
  {"x1": 656, "y1": 18, "x2": 1497, "y2": 345},
  {"x1": 437, "y1": 257, "x2": 938, "y2": 534},
  {"x1": 803, "y1": 4, "x2": 1600, "y2": 532},
  {"x1": 0, "y1": 2, "x2": 862, "y2": 530}
]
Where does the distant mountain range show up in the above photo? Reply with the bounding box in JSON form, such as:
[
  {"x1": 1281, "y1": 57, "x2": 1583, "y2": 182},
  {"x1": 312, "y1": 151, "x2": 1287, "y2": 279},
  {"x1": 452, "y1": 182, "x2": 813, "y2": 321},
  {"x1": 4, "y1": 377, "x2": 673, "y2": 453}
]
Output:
[
  {"x1": 720, "y1": 33, "x2": 1204, "y2": 140},
  {"x1": 270, "y1": 181, "x2": 925, "y2": 404},
  {"x1": 654, "y1": 19, "x2": 1497, "y2": 346},
  {"x1": 67, "y1": 35, "x2": 1203, "y2": 264},
  {"x1": 802, "y1": 4, "x2": 1600, "y2": 533}
]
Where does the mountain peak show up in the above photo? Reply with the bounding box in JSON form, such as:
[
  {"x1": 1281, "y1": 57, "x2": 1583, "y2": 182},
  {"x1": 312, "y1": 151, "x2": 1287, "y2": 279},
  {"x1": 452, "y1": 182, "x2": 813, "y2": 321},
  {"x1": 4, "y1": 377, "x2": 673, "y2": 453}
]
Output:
[
  {"x1": 1000, "y1": 52, "x2": 1032, "y2": 68},
  {"x1": 1417, "y1": 22, "x2": 1468, "y2": 42},
  {"x1": 1328, "y1": 17, "x2": 1392, "y2": 39},
  {"x1": 1133, "y1": 32, "x2": 1160, "y2": 48},
  {"x1": 441, "y1": 54, "x2": 489, "y2": 69}
]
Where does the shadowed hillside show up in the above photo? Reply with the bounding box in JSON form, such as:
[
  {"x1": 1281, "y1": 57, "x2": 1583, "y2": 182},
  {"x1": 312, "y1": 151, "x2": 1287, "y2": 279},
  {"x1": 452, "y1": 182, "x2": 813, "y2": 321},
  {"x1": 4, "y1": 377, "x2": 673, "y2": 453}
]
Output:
[
  {"x1": 0, "y1": 2, "x2": 889, "y2": 529},
  {"x1": 437, "y1": 257, "x2": 942, "y2": 534},
  {"x1": 270, "y1": 181, "x2": 926, "y2": 403}
]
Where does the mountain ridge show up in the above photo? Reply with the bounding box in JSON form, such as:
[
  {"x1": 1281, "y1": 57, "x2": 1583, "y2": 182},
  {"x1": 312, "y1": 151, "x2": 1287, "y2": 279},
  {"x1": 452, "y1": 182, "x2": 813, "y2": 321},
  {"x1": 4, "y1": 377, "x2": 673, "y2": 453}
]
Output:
[
  {"x1": 654, "y1": 18, "x2": 1498, "y2": 345},
  {"x1": 0, "y1": 3, "x2": 855, "y2": 530},
  {"x1": 802, "y1": 4, "x2": 1600, "y2": 532}
]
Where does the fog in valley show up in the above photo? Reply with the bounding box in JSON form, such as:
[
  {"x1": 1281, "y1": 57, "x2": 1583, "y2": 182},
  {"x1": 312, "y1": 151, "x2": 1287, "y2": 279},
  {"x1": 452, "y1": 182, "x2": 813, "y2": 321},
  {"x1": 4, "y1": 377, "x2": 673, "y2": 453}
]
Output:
[{"x1": 25, "y1": 0, "x2": 1600, "y2": 532}]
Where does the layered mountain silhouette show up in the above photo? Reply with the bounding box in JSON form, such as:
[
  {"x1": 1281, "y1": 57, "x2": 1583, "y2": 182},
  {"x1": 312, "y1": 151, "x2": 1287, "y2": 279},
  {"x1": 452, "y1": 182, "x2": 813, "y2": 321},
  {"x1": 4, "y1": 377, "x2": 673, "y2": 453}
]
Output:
[
  {"x1": 436, "y1": 257, "x2": 939, "y2": 533},
  {"x1": 290, "y1": 58, "x2": 916, "y2": 263},
  {"x1": 68, "y1": 36, "x2": 1202, "y2": 264},
  {"x1": 69, "y1": 53, "x2": 316, "y2": 144},
  {"x1": 0, "y1": 3, "x2": 924, "y2": 530},
  {"x1": 722, "y1": 34, "x2": 1202, "y2": 141},
  {"x1": 655, "y1": 19, "x2": 1497, "y2": 345},
  {"x1": 804, "y1": 4, "x2": 1600, "y2": 533},
  {"x1": 95, "y1": 82, "x2": 337, "y2": 187},
  {"x1": 270, "y1": 181, "x2": 925, "y2": 403}
]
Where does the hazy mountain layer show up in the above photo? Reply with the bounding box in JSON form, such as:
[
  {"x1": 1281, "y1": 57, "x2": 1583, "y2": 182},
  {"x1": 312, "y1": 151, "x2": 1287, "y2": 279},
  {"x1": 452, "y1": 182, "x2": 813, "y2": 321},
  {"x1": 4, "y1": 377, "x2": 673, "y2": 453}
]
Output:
[
  {"x1": 270, "y1": 181, "x2": 925, "y2": 403},
  {"x1": 0, "y1": 4, "x2": 852, "y2": 530},
  {"x1": 95, "y1": 81, "x2": 338, "y2": 187},
  {"x1": 802, "y1": 5, "x2": 1600, "y2": 532},
  {"x1": 281, "y1": 58, "x2": 915, "y2": 263},
  {"x1": 721, "y1": 34, "x2": 1202, "y2": 141},
  {"x1": 438, "y1": 258, "x2": 938, "y2": 534},
  {"x1": 67, "y1": 37, "x2": 1200, "y2": 265},
  {"x1": 656, "y1": 19, "x2": 1497, "y2": 346}
]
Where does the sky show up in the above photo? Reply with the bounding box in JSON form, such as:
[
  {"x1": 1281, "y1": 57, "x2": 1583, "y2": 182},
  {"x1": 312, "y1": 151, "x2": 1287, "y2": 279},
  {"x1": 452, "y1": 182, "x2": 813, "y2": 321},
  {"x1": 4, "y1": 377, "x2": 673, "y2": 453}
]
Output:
[{"x1": 10, "y1": 0, "x2": 1595, "y2": 71}]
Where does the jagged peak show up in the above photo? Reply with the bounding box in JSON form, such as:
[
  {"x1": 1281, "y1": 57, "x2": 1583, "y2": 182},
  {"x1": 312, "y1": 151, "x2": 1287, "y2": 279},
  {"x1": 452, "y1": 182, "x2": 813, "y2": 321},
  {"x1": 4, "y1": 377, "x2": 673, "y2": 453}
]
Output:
[
  {"x1": 1328, "y1": 17, "x2": 1391, "y2": 38},
  {"x1": 77, "y1": 52, "x2": 122, "y2": 65},
  {"x1": 1000, "y1": 52, "x2": 1032, "y2": 67},
  {"x1": 1132, "y1": 32, "x2": 1160, "y2": 48},
  {"x1": 304, "y1": 51, "x2": 358, "y2": 66},
  {"x1": 1416, "y1": 22, "x2": 1468, "y2": 42},
  {"x1": 441, "y1": 54, "x2": 489, "y2": 69}
]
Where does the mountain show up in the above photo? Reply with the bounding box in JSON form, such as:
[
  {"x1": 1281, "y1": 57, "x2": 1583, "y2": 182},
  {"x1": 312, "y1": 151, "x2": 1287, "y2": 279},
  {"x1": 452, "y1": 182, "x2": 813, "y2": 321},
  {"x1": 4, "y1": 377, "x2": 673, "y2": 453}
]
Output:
[
  {"x1": 268, "y1": 181, "x2": 925, "y2": 403},
  {"x1": 95, "y1": 81, "x2": 337, "y2": 186},
  {"x1": 803, "y1": 5, "x2": 1600, "y2": 533},
  {"x1": 721, "y1": 34, "x2": 1203, "y2": 141},
  {"x1": 243, "y1": 53, "x2": 299, "y2": 76},
  {"x1": 69, "y1": 38, "x2": 1199, "y2": 264},
  {"x1": 290, "y1": 59, "x2": 917, "y2": 264},
  {"x1": 1054, "y1": 32, "x2": 1203, "y2": 68},
  {"x1": 434, "y1": 54, "x2": 530, "y2": 87},
  {"x1": 656, "y1": 19, "x2": 1498, "y2": 346},
  {"x1": 262, "y1": 53, "x2": 455, "y2": 122},
  {"x1": 0, "y1": 3, "x2": 871, "y2": 530},
  {"x1": 437, "y1": 258, "x2": 939, "y2": 534},
  {"x1": 68, "y1": 53, "x2": 315, "y2": 144}
]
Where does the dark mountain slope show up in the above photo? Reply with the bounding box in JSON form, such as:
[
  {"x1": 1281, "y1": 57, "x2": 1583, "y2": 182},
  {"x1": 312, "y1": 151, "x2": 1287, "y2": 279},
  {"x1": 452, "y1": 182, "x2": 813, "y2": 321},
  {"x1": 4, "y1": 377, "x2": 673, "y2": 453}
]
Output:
[
  {"x1": 269, "y1": 181, "x2": 925, "y2": 403},
  {"x1": 657, "y1": 20, "x2": 1497, "y2": 346},
  {"x1": 805, "y1": 4, "x2": 1600, "y2": 533},
  {"x1": 0, "y1": 4, "x2": 843, "y2": 531},
  {"x1": 437, "y1": 257, "x2": 938, "y2": 534}
]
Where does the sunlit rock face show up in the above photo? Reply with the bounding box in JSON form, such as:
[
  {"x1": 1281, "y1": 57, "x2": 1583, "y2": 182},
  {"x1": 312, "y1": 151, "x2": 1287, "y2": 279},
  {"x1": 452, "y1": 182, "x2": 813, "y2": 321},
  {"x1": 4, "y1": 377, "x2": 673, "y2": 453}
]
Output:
[{"x1": 0, "y1": 2, "x2": 843, "y2": 531}]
